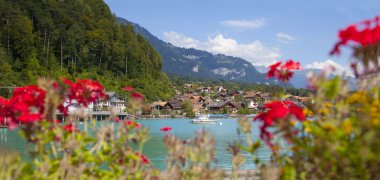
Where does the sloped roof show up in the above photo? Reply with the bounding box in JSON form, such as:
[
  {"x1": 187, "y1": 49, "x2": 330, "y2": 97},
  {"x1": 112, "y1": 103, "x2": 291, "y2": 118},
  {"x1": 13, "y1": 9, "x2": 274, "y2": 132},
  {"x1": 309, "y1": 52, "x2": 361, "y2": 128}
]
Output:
[
  {"x1": 209, "y1": 102, "x2": 226, "y2": 108},
  {"x1": 229, "y1": 101, "x2": 243, "y2": 109},
  {"x1": 150, "y1": 102, "x2": 167, "y2": 108},
  {"x1": 190, "y1": 95, "x2": 201, "y2": 100},
  {"x1": 260, "y1": 92, "x2": 271, "y2": 99},
  {"x1": 106, "y1": 92, "x2": 117, "y2": 97},
  {"x1": 168, "y1": 99, "x2": 182, "y2": 109},
  {"x1": 300, "y1": 97, "x2": 312, "y2": 103},
  {"x1": 244, "y1": 91, "x2": 260, "y2": 98}
]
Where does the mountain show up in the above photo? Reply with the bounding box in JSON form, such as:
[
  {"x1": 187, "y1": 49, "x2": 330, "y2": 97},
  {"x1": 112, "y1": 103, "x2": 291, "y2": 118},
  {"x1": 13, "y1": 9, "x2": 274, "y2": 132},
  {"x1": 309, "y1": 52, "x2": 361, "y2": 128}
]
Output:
[
  {"x1": 118, "y1": 18, "x2": 279, "y2": 85},
  {"x1": 0, "y1": 0, "x2": 174, "y2": 100},
  {"x1": 255, "y1": 66, "x2": 356, "y2": 89}
]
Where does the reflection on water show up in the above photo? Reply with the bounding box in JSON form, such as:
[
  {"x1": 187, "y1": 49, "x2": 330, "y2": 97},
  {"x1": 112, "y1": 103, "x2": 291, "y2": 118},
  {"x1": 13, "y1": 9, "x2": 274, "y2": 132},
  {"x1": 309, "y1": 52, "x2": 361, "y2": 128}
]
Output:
[
  {"x1": 0, "y1": 118, "x2": 290, "y2": 170},
  {"x1": 0, "y1": 128, "x2": 7, "y2": 146}
]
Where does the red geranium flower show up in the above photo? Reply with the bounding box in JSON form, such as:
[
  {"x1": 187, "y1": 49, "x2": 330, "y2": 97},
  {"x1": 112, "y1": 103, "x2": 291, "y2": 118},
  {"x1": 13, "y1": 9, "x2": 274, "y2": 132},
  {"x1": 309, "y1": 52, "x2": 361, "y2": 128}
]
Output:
[
  {"x1": 0, "y1": 85, "x2": 47, "y2": 128},
  {"x1": 124, "y1": 120, "x2": 141, "y2": 128},
  {"x1": 122, "y1": 86, "x2": 134, "y2": 91},
  {"x1": 330, "y1": 15, "x2": 380, "y2": 55},
  {"x1": 134, "y1": 152, "x2": 149, "y2": 164},
  {"x1": 254, "y1": 100, "x2": 305, "y2": 148},
  {"x1": 266, "y1": 60, "x2": 301, "y2": 82},
  {"x1": 63, "y1": 79, "x2": 106, "y2": 107},
  {"x1": 131, "y1": 93, "x2": 144, "y2": 100},
  {"x1": 160, "y1": 126, "x2": 172, "y2": 132},
  {"x1": 281, "y1": 60, "x2": 301, "y2": 70},
  {"x1": 58, "y1": 104, "x2": 69, "y2": 117},
  {"x1": 63, "y1": 123, "x2": 79, "y2": 132},
  {"x1": 140, "y1": 154, "x2": 149, "y2": 164},
  {"x1": 267, "y1": 62, "x2": 282, "y2": 79}
]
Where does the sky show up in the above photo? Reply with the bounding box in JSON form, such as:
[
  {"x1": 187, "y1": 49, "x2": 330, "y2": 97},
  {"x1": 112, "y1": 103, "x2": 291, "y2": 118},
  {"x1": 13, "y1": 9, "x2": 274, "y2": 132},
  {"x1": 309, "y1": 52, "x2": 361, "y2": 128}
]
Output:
[{"x1": 105, "y1": 0, "x2": 380, "y2": 71}]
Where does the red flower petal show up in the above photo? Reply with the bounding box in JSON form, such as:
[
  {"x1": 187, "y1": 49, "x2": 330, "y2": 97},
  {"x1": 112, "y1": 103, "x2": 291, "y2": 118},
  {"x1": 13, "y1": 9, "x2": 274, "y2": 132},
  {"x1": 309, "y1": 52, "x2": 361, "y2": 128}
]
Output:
[
  {"x1": 63, "y1": 123, "x2": 79, "y2": 132},
  {"x1": 280, "y1": 60, "x2": 301, "y2": 71},
  {"x1": 160, "y1": 126, "x2": 172, "y2": 132},
  {"x1": 134, "y1": 152, "x2": 150, "y2": 164},
  {"x1": 266, "y1": 60, "x2": 301, "y2": 82},
  {"x1": 131, "y1": 93, "x2": 144, "y2": 100},
  {"x1": 267, "y1": 62, "x2": 281, "y2": 79},
  {"x1": 122, "y1": 86, "x2": 134, "y2": 91},
  {"x1": 124, "y1": 120, "x2": 141, "y2": 128}
]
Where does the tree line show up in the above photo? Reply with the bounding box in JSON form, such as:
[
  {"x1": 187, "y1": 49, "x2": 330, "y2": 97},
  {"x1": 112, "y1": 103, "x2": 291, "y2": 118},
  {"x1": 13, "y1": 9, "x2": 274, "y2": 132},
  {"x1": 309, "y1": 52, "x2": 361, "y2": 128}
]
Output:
[{"x1": 0, "y1": 0, "x2": 174, "y2": 101}]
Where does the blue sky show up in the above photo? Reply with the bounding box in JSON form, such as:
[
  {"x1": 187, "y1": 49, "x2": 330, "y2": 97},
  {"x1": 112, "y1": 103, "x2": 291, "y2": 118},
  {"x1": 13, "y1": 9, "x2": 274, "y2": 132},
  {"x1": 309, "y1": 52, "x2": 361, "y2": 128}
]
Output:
[{"x1": 105, "y1": 0, "x2": 379, "y2": 70}]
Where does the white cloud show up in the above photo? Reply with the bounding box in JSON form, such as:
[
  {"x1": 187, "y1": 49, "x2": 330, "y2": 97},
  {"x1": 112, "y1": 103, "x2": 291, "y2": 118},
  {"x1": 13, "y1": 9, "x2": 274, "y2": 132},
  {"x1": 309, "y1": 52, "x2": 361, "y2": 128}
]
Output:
[
  {"x1": 163, "y1": 31, "x2": 200, "y2": 48},
  {"x1": 220, "y1": 19, "x2": 266, "y2": 29},
  {"x1": 163, "y1": 31, "x2": 281, "y2": 66},
  {"x1": 305, "y1": 59, "x2": 353, "y2": 77},
  {"x1": 276, "y1": 32, "x2": 297, "y2": 43}
]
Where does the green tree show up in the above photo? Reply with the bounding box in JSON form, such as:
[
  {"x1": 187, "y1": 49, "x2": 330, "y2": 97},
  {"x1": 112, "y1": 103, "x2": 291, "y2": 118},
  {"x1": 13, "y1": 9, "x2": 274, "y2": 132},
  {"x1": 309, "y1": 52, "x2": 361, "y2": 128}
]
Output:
[
  {"x1": 0, "y1": 0, "x2": 175, "y2": 101},
  {"x1": 222, "y1": 106, "x2": 228, "y2": 114},
  {"x1": 237, "y1": 108, "x2": 249, "y2": 115},
  {"x1": 181, "y1": 100, "x2": 195, "y2": 118}
]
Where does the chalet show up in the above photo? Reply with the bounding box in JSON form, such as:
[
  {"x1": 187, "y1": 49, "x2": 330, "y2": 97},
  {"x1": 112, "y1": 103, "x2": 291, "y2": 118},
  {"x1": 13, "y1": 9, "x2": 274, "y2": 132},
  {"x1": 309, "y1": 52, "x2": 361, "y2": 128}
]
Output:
[
  {"x1": 214, "y1": 86, "x2": 225, "y2": 92},
  {"x1": 166, "y1": 99, "x2": 182, "y2": 111},
  {"x1": 94, "y1": 92, "x2": 126, "y2": 112},
  {"x1": 194, "y1": 86, "x2": 211, "y2": 93},
  {"x1": 150, "y1": 101, "x2": 169, "y2": 111},
  {"x1": 192, "y1": 103, "x2": 204, "y2": 114},
  {"x1": 243, "y1": 91, "x2": 261, "y2": 110},
  {"x1": 214, "y1": 92, "x2": 228, "y2": 99},
  {"x1": 189, "y1": 96, "x2": 206, "y2": 104},
  {"x1": 208, "y1": 100, "x2": 244, "y2": 113},
  {"x1": 243, "y1": 91, "x2": 261, "y2": 99},
  {"x1": 285, "y1": 96, "x2": 312, "y2": 108},
  {"x1": 205, "y1": 87, "x2": 212, "y2": 92},
  {"x1": 194, "y1": 87, "x2": 204, "y2": 93},
  {"x1": 259, "y1": 92, "x2": 272, "y2": 101},
  {"x1": 244, "y1": 99, "x2": 259, "y2": 110},
  {"x1": 61, "y1": 99, "x2": 94, "y2": 113},
  {"x1": 228, "y1": 90, "x2": 240, "y2": 97},
  {"x1": 184, "y1": 84, "x2": 194, "y2": 89}
]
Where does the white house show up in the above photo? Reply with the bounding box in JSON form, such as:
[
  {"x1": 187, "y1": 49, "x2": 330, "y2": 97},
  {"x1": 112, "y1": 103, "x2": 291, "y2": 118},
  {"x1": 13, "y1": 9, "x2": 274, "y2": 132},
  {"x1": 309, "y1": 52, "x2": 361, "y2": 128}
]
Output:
[
  {"x1": 59, "y1": 92, "x2": 126, "y2": 113},
  {"x1": 94, "y1": 92, "x2": 126, "y2": 112}
]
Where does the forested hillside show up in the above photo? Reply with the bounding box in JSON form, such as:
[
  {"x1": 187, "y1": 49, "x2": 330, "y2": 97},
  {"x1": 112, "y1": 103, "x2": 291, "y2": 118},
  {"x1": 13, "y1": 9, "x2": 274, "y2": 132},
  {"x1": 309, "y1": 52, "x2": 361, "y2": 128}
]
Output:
[{"x1": 0, "y1": 0, "x2": 174, "y2": 101}]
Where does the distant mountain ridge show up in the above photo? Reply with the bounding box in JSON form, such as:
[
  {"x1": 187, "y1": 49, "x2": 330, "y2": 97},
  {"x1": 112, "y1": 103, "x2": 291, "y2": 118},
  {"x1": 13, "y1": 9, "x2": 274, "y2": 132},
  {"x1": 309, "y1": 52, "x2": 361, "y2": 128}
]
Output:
[
  {"x1": 117, "y1": 17, "x2": 279, "y2": 85},
  {"x1": 120, "y1": 18, "x2": 359, "y2": 90}
]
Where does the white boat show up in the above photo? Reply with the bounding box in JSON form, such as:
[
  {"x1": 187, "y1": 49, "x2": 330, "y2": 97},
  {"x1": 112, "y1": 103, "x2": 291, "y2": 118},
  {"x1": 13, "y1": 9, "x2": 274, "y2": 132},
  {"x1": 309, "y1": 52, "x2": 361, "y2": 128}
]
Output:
[{"x1": 190, "y1": 115, "x2": 217, "y2": 124}]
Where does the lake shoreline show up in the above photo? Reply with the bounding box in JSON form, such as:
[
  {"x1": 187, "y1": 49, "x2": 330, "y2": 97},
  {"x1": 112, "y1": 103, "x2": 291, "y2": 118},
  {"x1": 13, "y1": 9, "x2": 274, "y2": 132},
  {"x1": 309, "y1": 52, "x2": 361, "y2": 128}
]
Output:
[{"x1": 139, "y1": 114, "x2": 256, "y2": 119}]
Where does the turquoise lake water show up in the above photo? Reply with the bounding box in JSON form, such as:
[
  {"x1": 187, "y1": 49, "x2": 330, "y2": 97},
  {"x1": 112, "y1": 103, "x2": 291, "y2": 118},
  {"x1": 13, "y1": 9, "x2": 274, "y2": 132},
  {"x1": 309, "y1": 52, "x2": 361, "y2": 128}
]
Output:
[{"x1": 0, "y1": 118, "x2": 288, "y2": 170}]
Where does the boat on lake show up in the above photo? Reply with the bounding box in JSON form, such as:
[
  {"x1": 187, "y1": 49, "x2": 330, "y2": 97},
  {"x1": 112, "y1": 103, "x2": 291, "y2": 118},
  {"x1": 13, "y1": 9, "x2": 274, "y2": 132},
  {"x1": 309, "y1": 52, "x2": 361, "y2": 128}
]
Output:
[{"x1": 190, "y1": 115, "x2": 217, "y2": 124}]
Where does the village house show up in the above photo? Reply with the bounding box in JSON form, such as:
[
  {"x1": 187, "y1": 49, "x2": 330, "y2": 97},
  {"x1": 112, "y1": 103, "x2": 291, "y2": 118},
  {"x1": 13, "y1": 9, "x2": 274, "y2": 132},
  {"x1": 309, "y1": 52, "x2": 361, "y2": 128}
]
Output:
[
  {"x1": 285, "y1": 96, "x2": 312, "y2": 108},
  {"x1": 192, "y1": 103, "x2": 204, "y2": 114},
  {"x1": 57, "y1": 92, "x2": 128, "y2": 121},
  {"x1": 166, "y1": 99, "x2": 183, "y2": 111},
  {"x1": 189, "y1": 95, "x2": 206, "y2": 104},
  {"x1": 150, "y1": 101, "x2": 170, "y2": 111},
  {"x1": 227, "y1": 90, "x2": 240, "y2": 98},
  {"x1": 213, "y1": 86, "x2": 225, "y2": 92},
  {"x1": 94, "y1": 92, "x2": 126, "y2": 112},
  {"x1": 194, "y1": 86, "x2": 212, "y2": 93},
  {"x1": 208, "y1": 100, "x2": 244, "y2": 114},
  {"x1": 183, "y1": 84, "x2": 194, "y2": 89},
  {"x1": 243, "y1": 91, "x2": 261, "y2": 110},
  {"x1": 213, "y1": 92, "x2": 228, "y2": 101},
  {"x1": 259, "y1": 92, "x2": 272, "y2": 102}
]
